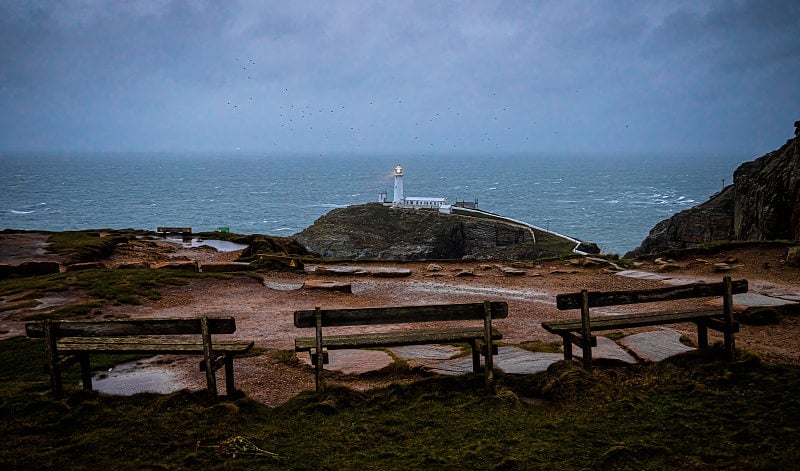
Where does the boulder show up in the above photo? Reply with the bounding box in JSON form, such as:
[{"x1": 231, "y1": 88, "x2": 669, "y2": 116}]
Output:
[
  {"x1": 17, "y1": 261, "x2": 61, "y2": 276},
  {"x1": 501, "y1": 266, "x2": 526, "y2": 276},
  {"x1": 787, "y1": 246, "x2": 800, "y2": 267},
  {"x1": 713, "y1": 263, "x2": 733, "y2": 272}
]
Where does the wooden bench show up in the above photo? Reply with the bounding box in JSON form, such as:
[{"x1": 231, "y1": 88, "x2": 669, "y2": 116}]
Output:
[
  {"x1": 294, "y1": 301, "x2": 508, "y2": 394},
  {"x1": 25, "y1": 317, "x2": 254, "y2": 399},
  {"x1": 156, "y1": 227, "x2": 192, "y2": 236},
  {"x1": 542, "y1": 276, "x2": 747, "y2": 368}
]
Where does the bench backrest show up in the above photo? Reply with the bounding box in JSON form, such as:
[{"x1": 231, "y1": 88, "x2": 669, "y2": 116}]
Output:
[
  {"x1": 25, "y1": 317, "x2": 237, "y2": 338},
  {"x1": 294, "y1": 302, "x2": 509, "y2": 328},
  {"x1": 556, "y1": 279, "x2": 748, "y2": 310}
]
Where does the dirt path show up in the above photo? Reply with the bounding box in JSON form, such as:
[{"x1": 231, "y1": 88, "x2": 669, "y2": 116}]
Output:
[{"x1": 2, "y1": 235, "x2": 798, "y2": 406}]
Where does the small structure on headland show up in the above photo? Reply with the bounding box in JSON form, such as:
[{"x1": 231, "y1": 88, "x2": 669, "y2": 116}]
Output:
[{"x1": 377, "y1": 165, "x2": 449, "y2": 210}]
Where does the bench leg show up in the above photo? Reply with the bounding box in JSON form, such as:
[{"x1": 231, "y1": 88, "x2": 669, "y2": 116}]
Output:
[
  {"x1": 314, "y1": 362, "x2": 325, "y2": 395},
  {"x1": 580, "y1": 290, "x2": 592, "y2": 369},
  {"x1": 79, "y1": 353, "x2": 93, "y2": 391},
  {"x1": 200, "y1": 317, "x2": 218, "y2": 399},
  {"x1": 224, "y1": 354, "x2": 235, "y2": 396},
  {"x1": 696, "y1": 321, "x2": 709, "y2": 351},
  {"x1": 314, "y1": 307, "x2": 326, "y2": 396},
  {"x1": 43, "y1": 320, "x2": 64, "y2": 399},
  {"x1": 470, "y1": 341, "x2": 481, "y2": 374},
  {"x1": 562, "y1": 335, "x2": 573, "y2": 361},
  {"x1": 722, "y1": 276, "x2": 735, "y2": 361}
]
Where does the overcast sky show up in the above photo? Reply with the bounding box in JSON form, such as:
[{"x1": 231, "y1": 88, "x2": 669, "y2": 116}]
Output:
[{"x1": 1, "y1": 0, "x2": 798, "y2": 157}]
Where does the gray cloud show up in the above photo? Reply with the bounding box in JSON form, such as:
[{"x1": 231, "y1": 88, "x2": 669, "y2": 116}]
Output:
[{"x1": 1, "y1": 0, "x2": 798, "y2": 155}]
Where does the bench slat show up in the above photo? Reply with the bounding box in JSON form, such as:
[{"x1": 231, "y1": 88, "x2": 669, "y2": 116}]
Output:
[
  {"x1": 294, "y1": 302, "x2": 508, "y2": 328},
  {"x1": 56, "y1": 337, "x2": 254, "y2": 354},
  {"x1": 556, "y1": 280, "x2": 748, "y2": 310},
  {"x1": 542, "y1": 308, "x2": 726, "y2": 333},
  {"x1": 25, "y1": 317, "x2": 237, "y2": 337},
  {"x1": 295, "y1": 327, "x2": 502, "y2": 351}
]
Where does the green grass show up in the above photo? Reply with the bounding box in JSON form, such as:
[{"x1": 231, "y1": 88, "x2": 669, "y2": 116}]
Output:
[
  {"x1": 45, "y1": 230, "x2": 145, "y2": 263},
  {"x1": 0, "y1": 268, "x2": 232, "y2": 306},
  {"x1": 1, "y1": 337, "x2": 798, "y2": 470}
]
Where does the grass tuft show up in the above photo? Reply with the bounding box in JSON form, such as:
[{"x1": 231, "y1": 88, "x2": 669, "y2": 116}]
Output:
[{"x1": 1, "y1": 335, "x2": 799, "y2": 470}]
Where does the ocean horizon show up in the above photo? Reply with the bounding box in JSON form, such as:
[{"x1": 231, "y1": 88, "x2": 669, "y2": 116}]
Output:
[{"x1": 0, "y1": 151, "x2": 745, "y2": 256}]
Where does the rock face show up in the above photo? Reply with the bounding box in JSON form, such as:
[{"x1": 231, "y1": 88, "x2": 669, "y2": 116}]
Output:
[
  {"x1": 627, "y1": 122, "x2": 800, "y2": 257},
  {"x1": 293, "y1": 203, "x2": 557, "y2": 260}
]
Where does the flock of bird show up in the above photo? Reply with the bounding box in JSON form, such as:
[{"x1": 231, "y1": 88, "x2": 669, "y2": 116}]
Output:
[{"x1": 220, "y1": 57, "x2": 624, "y2": 152}]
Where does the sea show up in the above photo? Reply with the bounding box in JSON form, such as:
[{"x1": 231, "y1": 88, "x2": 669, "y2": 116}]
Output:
[{"x1": 0, "y1": 152, "x2": 745, "y2": 256}]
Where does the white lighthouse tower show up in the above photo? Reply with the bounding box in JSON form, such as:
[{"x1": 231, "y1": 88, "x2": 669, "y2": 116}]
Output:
[{"x1": 393, "y1": 164, "x2": 404, "y2": 206}]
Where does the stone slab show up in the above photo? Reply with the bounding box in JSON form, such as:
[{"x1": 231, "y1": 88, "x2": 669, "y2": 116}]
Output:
[
  {"x1": 619, "y1": 329, "x2": 694, "y2": 362},
  {"x1": 302, "y1": 279, "x2": 353, "y2": 293},
  {"x1": 427, "y1": 347, "x2": 562, "y2": 376},
  {"x1": 389, "y1": 345, "x2": 462, "y2": 361},
  {"x1": 573, "y1": 336, "x2": 637, "y2": 364},
  {"x1": 493, "y1": 347, "x2": 562, "y2": 374},
  {"x1": 732, "y1": 293, "x2": 799, "y2": 307},
  {"x1": 297, "y1": 349, "x2": 394, "y2": 375}
]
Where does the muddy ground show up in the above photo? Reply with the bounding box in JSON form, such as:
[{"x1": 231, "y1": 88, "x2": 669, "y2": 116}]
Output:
[{"x1": 2, "y1": 233, "x2": 798, "y2": 406}]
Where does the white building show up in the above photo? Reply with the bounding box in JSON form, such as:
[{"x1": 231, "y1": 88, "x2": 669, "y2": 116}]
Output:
[{"x1": 379, "y1": 164, "x2": 448, "y2": 209}]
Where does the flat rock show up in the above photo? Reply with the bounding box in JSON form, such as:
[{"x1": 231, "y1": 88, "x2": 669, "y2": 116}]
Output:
[
  {"x1": 573, "y1": 336, "x2": 637, "y2": 364},
  {"x1": 501, "y1": 267, "x2": 526, "y2": 276},
  {"x1": 263, "y1": 281, "x2": 303, "y2": 291},
  {"x1": 297, "y1": 349, "x2": 393, "y2": 375},
  {"x1": 619, "y1": 329, "x2": 695, "y2": 362},
  {"x1": 731, "y1": 292, "x2": 798, "y2": 307},
  {"x1": 369, "y1": 267, "x2": 412, "y2": 277},
  {"x1": 427, "y1": 347, "x2": 562, "y2": 375},
  {"x1": 493, "y1": 347, "x2": 562, "y2": 374},
  {"x1": 312, "y1": 265, "x2": 411, "y2": 277},
  {"x1": 390, "y1": 345, "x2": 461, "y2": 361},
  {"x1": 302, "y1": 279, "x2": 352, "y2": 293},
  {"x1": 314, "y1": 266, "x2": 360, "y2": 275}
]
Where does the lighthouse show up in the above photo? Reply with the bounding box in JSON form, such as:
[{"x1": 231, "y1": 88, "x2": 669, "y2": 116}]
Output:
[{"x1": 393, "y1": 165, "x2": 404, "y2": 206}]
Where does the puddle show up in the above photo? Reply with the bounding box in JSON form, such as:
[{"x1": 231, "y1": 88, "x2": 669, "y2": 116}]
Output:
[
  {"x1": 164, "y1": 237, "x2": 248, "y2": 252},
  {"x1": 264, "y1": 281, "x2": 303, "y2": 291},
  {"x1": 92, "y1": 361, "x2": 183, "y2": 395},
  {"x1": 400, "y1": 281, "x2": 551, "y2": 302},
  {"x1": 190, "y1": 239, "x2": 248, "y2": 252}
]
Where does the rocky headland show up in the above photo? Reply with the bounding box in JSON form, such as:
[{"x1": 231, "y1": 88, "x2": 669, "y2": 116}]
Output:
[
  {"x1": 293, "y1": 203, "x2": 585, "y2": 260},
  {"x1": 627, "y1": 121, "x2": 800, "y2": 258}
]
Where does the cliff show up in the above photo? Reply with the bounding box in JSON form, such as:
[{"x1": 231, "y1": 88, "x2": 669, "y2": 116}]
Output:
[
  {"x1": 627, "y1": 121, "x2": 800, "y2": 257},
  {"x1": 293, "y1": 203, "x2": 578, "y2": 260}
]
